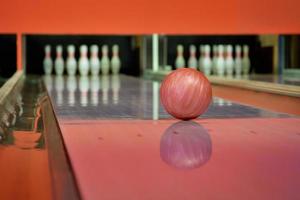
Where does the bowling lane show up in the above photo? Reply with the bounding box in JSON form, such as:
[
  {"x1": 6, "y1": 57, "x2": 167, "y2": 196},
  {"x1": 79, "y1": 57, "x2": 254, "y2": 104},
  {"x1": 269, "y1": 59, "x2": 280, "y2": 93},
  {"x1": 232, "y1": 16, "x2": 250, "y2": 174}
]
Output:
[
  {"x1": 60, "y1": 118, "x2": 300, "y2": 200},
  {"x1": 44, "y1": 75, "x2": 290, "y2": 123},
  {"x1": 237, "y1": 74, "x2": 300, "y2": 86},
  {"x1": 44, "y1": 75, "x2": 300, "y2": 200}
]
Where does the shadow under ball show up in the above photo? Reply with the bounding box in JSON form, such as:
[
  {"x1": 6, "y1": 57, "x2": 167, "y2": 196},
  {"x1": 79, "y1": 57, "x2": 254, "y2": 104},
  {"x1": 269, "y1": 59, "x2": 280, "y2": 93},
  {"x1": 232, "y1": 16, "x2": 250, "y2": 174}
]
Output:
[{"x1": 160, "y1": 68, "x2": 212, "y2": 120}]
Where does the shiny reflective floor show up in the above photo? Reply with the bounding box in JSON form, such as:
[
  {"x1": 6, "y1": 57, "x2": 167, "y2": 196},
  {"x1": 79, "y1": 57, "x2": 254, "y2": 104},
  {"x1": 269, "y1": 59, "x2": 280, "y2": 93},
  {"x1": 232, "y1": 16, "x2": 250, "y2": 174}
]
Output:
[
  {"x1": 44, "y1": 75, "x2": 290, "y2": 121},
  {"x1": 44, "y1": 75, "x2": 300, "y2": 200},
  {"x1": 220, "y1": 73, "x2": 300, "y2": 86},
  {"x1": 0, "y1": 77, "x2": 52, "y2": 200},
  {"x1": 61, "y1": 118, "x2": 300, "y2": 200}
]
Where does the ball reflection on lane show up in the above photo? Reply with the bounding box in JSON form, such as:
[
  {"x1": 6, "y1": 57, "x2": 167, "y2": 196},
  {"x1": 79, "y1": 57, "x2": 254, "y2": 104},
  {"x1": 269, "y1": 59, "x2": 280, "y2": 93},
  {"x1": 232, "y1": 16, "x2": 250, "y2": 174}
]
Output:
[{"x1": 160, "y1": 121, "x2": 212, "y2": 170}]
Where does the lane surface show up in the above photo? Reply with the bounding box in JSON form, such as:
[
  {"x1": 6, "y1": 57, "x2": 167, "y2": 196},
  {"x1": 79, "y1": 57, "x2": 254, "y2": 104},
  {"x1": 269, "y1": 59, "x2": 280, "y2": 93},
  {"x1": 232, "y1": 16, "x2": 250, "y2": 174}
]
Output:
[{"x1": 45, "y1": 75, "x2": 300, "y2": 200}]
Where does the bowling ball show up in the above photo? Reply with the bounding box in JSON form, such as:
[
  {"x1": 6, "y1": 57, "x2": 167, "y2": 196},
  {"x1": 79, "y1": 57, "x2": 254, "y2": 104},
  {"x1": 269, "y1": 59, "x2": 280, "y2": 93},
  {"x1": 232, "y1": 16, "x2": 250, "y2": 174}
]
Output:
[
  {"x1": 160, "y1": 121, "x2": 212, "y2": 170},
  {"x1": 160, "y1": 68, "x2": 212, "y2": 120}
]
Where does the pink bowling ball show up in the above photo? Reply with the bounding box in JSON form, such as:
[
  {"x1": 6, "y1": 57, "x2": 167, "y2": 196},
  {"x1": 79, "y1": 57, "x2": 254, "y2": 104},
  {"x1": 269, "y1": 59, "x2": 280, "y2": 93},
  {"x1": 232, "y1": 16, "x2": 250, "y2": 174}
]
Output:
[{"x1": 160, "y1": 68, "x2": 212, "y2": 120}]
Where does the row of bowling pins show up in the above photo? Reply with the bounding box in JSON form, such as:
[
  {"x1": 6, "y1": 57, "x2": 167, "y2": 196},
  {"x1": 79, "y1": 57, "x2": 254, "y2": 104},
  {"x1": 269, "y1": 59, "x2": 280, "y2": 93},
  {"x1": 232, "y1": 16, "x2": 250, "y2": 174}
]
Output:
[
  {"x1": 45, "y1": 75, "x2": 120, "y2": 107},
  {"x1": 43, "y1": 44, "x2": 121, "y2": 76},
  {"x1": 175, "y1": 44, "x2": 250, "y2": 76}
]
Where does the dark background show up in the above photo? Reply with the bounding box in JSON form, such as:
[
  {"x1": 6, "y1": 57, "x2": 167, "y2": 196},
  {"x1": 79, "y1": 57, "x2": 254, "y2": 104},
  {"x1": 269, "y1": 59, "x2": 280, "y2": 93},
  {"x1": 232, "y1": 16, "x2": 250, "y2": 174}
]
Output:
[
  {"x1": 25, "y1": 35, "x2": 141, "y2": 76},
  {"x1": 166, "y1": 35, "x2": 272, "y2": 73},
  {"x1": 0, "y1": 34, "x2": 17, "y2": 78},
  {"x1": 0, "y1": 34, "x2": 280, "y2": 79}
]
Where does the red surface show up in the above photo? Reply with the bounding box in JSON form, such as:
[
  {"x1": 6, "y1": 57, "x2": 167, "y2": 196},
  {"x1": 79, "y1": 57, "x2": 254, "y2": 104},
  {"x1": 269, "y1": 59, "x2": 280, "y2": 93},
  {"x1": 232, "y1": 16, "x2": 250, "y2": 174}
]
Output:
[
  {"x1": 0, "y1": 131, "x2": 52, "y2": 200},
  {"x1": 212, "y1": 85, "x2": 300, "y2": 115},
  {"x1": 160, "y1": 68, "x2": 212, "y2": 120},
  {"x1": 60, "y1": 118, "x2": 300, "y2": 200},
  {"x1": 17, "y1": 33, "x2": 22, "y2": 71},
  {"x1": 0, "y1": 0, "x2": 300, "y2": 34}
]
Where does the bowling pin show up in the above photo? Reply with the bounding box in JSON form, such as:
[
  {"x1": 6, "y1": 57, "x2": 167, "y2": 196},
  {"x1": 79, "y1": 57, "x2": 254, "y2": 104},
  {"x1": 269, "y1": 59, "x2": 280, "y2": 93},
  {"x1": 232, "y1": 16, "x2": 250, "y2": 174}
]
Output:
[
  {"x1": 234, "y1": 45, "x2": 242, "y2": 76},
  {"x1": 55, "y1": 75, "x2": 64, "y2": 106},
  {"x1": 242, "y1": 45, "x2": 250, "y2": 74},
  {"x1": 111, "y1": 75, "x2": 120, "y2": 104},
  {"x1": 226, "y1": 100, "x2": 232, "y2": 106},
  {"x1": 66, "y1": 75, "x2": 77, "y2": 106},
  {"x1": 79, "y1": 45, "x2": 90, "y2": 76},
  {"x1": 225, "y1": 45, "x2": 234, "y2": 76},
  {"x1": 188, "y1": 45, "x2": 197, "y2": 69},
  {"x1": 111, "y1": 44, "x2": 121, "y2": 74},
  {"x1": 202, "y1": 45, "x2": 212, "y2": 76},
  {"x1": 44, "y1": 75, "x2": 53, "y2": 93},
  {"x1": 101, "y1": 45, "x2": 110, "y2": 75},
  {"x1": 43, "y1": 45, "x2": 53, "y2": 75},
  {"x1": 198, "y1": 45, "x2": 204, "y2": 71},
  {"x1": 212, "y1": 45, "x2": 218, "y2": 75},
  {"x1": 66, "y1": 45, "x2": 77, "y2": 76},
  {"x1": 90, "y1": 45, "x2": 100, "y2": 76},
  {"x1": 79, "y1": 76, "x2": 90, "y2": 106},
  {"x1": 216, "y1": 45, "x2": 225, "y2": 76},
  {"x1": 101, "y1": 75, "x2": 109, "y2": 104},
  {"x1": 175, "y1": 44, "x2": 185, "y2": 69},
  {"x1": 54, "y1": 45, "x2": 64, "y2": 75},
  {"x1": 90, "y1": 75, "x2": 100, "y2": 106},
  {"x1": 217, "y1": 98, "x2": 225, "y2": 107}
]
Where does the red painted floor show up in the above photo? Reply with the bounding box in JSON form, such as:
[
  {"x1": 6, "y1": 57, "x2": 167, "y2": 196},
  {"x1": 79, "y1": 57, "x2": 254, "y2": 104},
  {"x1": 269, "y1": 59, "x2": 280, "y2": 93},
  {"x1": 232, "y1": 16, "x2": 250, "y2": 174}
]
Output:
[
  {"x1": 2, "y1": 73, "x2": 299, "y2": 199},
  {"x1": 0, "y1": 135, "x2": 52, "y2": 200},
  {"x1": 60, "y1": 118, "x2": 300, "y2": 200},
  {"x1": 213, "y1": 85, "x2": 300, "y2": 115}
]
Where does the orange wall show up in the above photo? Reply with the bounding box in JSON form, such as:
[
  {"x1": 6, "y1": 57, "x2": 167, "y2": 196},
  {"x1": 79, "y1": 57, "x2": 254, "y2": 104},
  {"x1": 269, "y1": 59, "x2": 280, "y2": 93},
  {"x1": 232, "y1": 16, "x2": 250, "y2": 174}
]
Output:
[
  {"x1": 1, "y1": 0, "x2": 299, "y2": 70},
  {"x1": 0, "y1": 0, "x2": 300, "y2": 34}
]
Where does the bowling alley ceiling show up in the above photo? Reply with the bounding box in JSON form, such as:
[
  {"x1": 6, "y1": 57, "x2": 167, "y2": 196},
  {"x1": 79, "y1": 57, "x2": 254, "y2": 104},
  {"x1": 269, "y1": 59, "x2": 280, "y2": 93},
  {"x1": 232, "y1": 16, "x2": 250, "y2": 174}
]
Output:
[{"x1": 0, "y1": 0, "x2": 300, "y2": 34}]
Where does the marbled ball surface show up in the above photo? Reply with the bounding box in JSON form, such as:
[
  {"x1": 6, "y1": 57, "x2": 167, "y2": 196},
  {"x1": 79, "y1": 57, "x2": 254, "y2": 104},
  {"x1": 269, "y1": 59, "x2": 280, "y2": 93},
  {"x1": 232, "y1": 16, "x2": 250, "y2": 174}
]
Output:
[
  {"x1": 160, "y1": 121, "x2": 212, "y2": 169},
  {"x1": 160, "y1": 68, "x2": 212, "y2": 120}
]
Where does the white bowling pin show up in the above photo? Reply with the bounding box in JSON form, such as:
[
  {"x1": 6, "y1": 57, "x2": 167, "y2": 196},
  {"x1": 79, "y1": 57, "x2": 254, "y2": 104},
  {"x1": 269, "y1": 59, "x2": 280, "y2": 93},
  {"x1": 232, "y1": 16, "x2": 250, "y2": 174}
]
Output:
[
  {"x1": 79, "y1": 45, "x2": 90, "y2": 76},
  {"x1": 188, "y1": 45, "x2": 197, "y2": 69},
  {"x1": 216, "y1": 45, "x2": 225, "y2": 76},
  {"x1": 217, "y1": 98, "x2": 225, "y2": 106},
  {"x1": 242, "y1": 45, "x2": 250, "y2": 74},
  {"x1": 66, "y1": 45, "x2": 77, "y2": 76},
  {"x1": 225, "y1": 45, "x2": 234, "y2": 75},
  {"x1": 66, "y1": 75, "x2": 77, "y2": 106},
  {"x1": 55, "y1": 75, "x2": 64, "y2": 106},
  {"x1": 111, "y1": 44, "x2": 121, "y2": 74},
  {"x1": 101, "y1": 75, "x2": 109, "y2": 104},
  {"x1": 234, "y1": 45, "x2": 242, "y2": 76},
  {"x1": 212, "y1": 45, "x2": 218, "y2": 75},
  {"x1": 44, "y1": 75, "x2": 53, "y2": 93},
  {"x1": 101, "y1": 45, "x2": 110, "y2": 75},
  {"x1": 111, "y1": 75, "x2": 120, "y2": 104},
  {"x1": 202, "y1": 45, "x2": 212, "y2": 76},
  {"x1": 175, "y1": 45, "x2": 185, "y2": 68},
  {"x1": 43, "y1": 45, "x2": 53, "y2": 75},
  {"x1": 90, "y1": 75, "x2": 100, "y2": 106},
  {"x1": 79, "y1": 76, "x2": 90, "y2": 106},
  {"x1": 198, "y1": 45, "x2": 204, "y2": 71},
  {"x1": 90, "y1": 45, "x2": 100, "y2": 76},
  {"x1": 54, "y1": 45, "x2": 64, "y2": 75}
]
